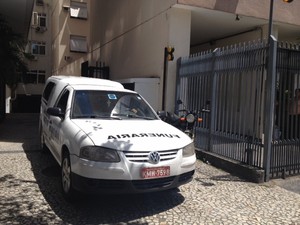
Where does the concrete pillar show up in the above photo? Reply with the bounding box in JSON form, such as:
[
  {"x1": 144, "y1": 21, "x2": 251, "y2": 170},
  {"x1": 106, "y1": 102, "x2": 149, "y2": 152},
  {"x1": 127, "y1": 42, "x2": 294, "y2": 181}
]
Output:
[{"x1": 164, "y1": 7, "x2": 191, "y2": 112}]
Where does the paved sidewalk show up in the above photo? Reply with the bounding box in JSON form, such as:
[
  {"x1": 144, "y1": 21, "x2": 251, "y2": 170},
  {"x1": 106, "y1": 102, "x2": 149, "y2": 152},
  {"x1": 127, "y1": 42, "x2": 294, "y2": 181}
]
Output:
[{"x1": 1, "y1": 113, "x2": 300, "y2": 225}]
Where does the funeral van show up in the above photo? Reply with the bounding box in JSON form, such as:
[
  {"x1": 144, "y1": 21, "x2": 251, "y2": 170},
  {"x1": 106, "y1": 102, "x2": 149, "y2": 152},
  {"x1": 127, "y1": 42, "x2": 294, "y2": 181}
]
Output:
[{"x1": 39, "y1": 76, "x2": 196, "y2": 200}]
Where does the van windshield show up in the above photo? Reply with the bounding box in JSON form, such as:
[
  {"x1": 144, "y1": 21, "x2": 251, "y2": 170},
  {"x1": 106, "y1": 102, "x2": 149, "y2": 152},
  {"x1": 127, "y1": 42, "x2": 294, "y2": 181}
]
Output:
[{"x1": 72, "y1": 90, "x2": 158, "y2": 120}]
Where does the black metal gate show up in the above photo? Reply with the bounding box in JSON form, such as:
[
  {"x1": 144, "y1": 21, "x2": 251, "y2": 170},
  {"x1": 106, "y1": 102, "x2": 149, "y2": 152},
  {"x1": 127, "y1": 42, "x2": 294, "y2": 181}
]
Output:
[
  {"x1": 176, "y1": 40, "x2": 300, "y2": 180},
  {"x1": 271, "y1": 44, "x2": 300, "y2": 178},
  {"x1": 81, "y1": 61, "x2": 110, "y2": 79}
]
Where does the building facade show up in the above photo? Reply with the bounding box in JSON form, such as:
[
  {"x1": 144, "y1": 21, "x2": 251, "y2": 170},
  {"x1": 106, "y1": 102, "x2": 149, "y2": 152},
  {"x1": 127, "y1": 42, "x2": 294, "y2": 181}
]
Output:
[
  {"x1": 11, "y1": 0, "x2": 52, "y2": 112},
  {"x1": 0, "y1": 0, "x2": 34, "y2": 119},
  {"x1": 7, "y1": 0, "x2": 300, "y2": 113}
]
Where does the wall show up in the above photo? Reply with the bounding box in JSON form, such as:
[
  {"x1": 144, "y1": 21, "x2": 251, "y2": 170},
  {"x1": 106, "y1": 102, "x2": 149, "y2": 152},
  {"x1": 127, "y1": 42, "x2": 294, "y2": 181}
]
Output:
[
  {"x1": 8, "y1": 0, "x2": 52, "y2": 113},
  {"x1": 17, "y1": 0, "x2": 53, "y2": 96},
  {"x1": 51, "y1": 0, "x2": 90, "y2": 75},
  {"x1": 191, "y1": 24, "x2": 278, "y2": 54},
  {"x1": 51, "y1": 0, "x2": 299, "y2": 112},
  {"x1": 178, "y1": 0, "x2": 300, "y2": 26},
  {"x1": 88, "y1": 0, "x2": 190, "y2": 111}
]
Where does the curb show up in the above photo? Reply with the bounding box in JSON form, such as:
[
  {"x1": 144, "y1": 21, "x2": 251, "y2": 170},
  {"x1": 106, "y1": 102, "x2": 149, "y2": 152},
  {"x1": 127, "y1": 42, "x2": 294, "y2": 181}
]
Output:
[{"x1": 196, "y1": 148, "x2": 265, "y2": 183}]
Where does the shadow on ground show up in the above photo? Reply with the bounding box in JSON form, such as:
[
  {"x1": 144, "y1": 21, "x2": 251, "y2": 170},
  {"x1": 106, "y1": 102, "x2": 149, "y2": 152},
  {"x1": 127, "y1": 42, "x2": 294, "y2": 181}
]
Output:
[{"x1": 0, "y1": 113, "x2": 184, "y2": 224}]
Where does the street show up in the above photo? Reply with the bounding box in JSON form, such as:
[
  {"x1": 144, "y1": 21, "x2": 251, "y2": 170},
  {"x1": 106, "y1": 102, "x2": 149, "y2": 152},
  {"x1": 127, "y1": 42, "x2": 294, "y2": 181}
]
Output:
[{"x1": 1, "y1": 114, "x2": 300, "y2": 225}]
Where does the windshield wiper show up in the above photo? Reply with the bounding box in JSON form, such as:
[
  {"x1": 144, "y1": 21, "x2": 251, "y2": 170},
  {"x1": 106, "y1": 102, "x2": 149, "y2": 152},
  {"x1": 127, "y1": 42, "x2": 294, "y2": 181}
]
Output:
[
  {"x1": 73, "y1": 115, "x2": 122, "y2": 120},
  {"x1": 106, "y1": 116, "x2": 122, "y2": 120},
  {"x1": 128, "y1": 115, "x2": 156, "y2": 120},
  {"x1": 112, "y1": 113, "x2": 155, "y2": 120}
]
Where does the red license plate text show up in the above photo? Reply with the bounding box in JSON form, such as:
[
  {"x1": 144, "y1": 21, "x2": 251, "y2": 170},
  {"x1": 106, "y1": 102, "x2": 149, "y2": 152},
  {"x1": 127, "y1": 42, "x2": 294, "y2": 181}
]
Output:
[{"x1": 141, "y1": 166, "x2": 170, "y2": 179}]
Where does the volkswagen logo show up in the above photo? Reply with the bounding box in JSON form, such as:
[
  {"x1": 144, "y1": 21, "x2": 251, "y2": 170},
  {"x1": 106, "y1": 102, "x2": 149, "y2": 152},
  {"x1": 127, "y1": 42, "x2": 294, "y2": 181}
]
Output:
[{"x1": 148, "y1": 151, "x2": 160, "y2": 164}]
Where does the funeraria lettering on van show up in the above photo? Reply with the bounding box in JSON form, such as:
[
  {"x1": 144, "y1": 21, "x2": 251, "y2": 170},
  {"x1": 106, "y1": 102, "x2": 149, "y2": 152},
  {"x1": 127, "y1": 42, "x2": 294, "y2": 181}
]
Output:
[{"x1": 107, "y1": 133, "x2": 181, "y2": 139}]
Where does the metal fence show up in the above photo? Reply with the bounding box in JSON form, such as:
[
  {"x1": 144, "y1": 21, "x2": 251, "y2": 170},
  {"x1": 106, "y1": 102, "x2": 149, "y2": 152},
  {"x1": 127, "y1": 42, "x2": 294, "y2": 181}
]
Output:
[{"x1": 176, "y1": 40, "x2": 300, "y2": 180}]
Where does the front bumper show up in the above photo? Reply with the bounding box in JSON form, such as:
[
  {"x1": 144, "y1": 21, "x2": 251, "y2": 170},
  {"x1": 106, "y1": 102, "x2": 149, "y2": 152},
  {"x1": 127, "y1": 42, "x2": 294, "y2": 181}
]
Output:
[{"x1": 71, "y1": 170, "x2": 195, "y2": 194}]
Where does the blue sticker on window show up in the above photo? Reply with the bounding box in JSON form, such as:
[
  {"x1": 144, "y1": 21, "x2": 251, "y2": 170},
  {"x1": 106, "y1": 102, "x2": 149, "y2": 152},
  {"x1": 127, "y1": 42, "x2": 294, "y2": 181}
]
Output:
[{"x1": 108, "y1": 94, "x2": 117, "y2": 100}]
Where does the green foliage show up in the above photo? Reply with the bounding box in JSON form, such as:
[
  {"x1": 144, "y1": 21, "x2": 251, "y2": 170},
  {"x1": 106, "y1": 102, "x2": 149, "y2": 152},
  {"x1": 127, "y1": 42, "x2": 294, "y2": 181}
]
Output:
[{"x1": 0, "y1": 14, "x2": 28, "y2": 88}]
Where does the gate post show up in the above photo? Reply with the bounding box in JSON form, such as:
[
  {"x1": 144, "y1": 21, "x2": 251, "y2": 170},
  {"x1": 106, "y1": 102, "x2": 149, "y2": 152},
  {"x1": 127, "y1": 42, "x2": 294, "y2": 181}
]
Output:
[
  {"x1": 209, "y1": 48, "x2": 219, "y2": 151},
  {"x1": 263, "y1": 36, "x2": 278, "y2": 182}
]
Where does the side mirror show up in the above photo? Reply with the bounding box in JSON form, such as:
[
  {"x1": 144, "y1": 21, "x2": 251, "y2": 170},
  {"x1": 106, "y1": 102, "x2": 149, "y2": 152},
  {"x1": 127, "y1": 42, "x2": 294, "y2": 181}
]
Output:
[
  {"x1": 157, "y1": 111, "x2": 168, "y2": 121},
  {"x1": 47, "y1": 107, "x2": 65, "y2": 118}
]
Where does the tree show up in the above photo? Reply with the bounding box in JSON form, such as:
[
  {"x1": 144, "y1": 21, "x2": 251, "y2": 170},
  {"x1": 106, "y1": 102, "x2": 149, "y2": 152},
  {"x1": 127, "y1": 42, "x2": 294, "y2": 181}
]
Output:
[{"x1": 0, "y1": 14, "x2": 28, "y2": 121}]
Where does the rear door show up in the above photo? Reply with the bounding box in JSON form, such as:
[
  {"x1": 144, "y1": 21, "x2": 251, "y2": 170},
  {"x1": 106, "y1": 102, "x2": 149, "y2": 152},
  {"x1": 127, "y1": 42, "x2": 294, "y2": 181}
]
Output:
[
  {"x1": 40, "y1": 81, "x2": 56, "y2": 145},
  {"x1": 49, "y1": 88, "x2": 71, "y2": 160}
]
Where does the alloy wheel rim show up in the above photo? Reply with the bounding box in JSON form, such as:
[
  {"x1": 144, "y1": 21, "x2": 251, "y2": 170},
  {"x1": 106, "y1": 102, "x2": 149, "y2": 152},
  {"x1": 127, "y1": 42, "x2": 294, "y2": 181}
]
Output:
[{"x1": 62, "y1": 158, "x2": 71, "y2": 193}]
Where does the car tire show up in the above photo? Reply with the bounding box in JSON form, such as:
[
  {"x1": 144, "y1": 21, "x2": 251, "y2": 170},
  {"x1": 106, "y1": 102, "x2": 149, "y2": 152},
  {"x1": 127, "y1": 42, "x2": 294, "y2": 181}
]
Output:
[{"x1": 61, "y1": 151, "x2": 76, "y2": 202}]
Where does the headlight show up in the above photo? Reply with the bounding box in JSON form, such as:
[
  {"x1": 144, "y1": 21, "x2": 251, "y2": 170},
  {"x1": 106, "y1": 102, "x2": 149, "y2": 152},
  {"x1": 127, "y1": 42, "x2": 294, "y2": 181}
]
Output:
[
  {"x1": 186, "y1": 113, "x2": 195, "y2": 123},
  {"x1": 80, "y1": 146, "x2": 120, "y2": 162},
  {"x1": 182, "y1": 142, "x2": 195, "y2": 157}
]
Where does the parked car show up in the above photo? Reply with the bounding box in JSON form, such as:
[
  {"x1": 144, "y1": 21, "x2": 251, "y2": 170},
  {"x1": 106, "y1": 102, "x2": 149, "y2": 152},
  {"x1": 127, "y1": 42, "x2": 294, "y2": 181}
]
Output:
[{"x1": 39, "y1": 76, "x2": 196, "y2": 201}]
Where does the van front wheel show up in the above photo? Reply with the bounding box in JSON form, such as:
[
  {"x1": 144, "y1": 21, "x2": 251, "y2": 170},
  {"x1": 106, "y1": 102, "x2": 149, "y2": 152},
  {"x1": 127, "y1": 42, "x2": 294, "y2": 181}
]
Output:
[{"x1": 61, "y1": 152, "x2": 76, "y2": 201}]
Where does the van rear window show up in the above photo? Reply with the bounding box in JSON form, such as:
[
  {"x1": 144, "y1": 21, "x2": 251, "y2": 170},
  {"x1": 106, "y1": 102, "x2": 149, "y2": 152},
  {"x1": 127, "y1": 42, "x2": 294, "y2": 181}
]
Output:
[{"x1": 42, "y1": 82, "x2": 55, "y2": 102}]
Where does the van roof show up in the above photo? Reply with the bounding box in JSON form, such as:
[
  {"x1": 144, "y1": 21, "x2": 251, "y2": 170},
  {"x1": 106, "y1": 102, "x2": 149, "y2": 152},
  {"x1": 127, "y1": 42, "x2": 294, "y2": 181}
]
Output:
[{"x1": 49, "y1": 75, "x2": 125, "y2": 90}]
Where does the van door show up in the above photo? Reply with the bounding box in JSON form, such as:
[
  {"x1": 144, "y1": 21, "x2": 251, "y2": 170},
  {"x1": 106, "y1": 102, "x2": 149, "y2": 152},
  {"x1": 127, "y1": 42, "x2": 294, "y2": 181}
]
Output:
[
  {"x1": 40, "y1": 81, "x2": 56, "y2": 147},
  {"x1": 48, "y1": 89, "x2": 70, "y2": 161}
]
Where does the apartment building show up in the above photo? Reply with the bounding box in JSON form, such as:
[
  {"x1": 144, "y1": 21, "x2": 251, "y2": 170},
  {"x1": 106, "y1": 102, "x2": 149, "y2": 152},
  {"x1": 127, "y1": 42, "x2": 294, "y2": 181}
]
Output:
[
  {"x1": 6, "y1": 0, "x2": 300, "y2": 113},
  {"x1": 10, "y1": 0, "x2": 52, "y2": 112},
  {"x1": 0, "y1": 0, "x2": 34, "y2": 119}
]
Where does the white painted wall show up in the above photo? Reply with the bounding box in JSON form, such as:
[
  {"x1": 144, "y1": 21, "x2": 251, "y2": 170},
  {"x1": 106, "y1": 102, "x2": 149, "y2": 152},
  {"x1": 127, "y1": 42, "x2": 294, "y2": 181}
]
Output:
[{"x1": 89, "y1": 2, "x2": 191, "y2": 111}]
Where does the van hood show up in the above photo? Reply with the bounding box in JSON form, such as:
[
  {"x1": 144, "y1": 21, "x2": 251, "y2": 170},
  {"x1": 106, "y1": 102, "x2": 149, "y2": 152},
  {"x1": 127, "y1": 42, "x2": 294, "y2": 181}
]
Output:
[{"x1": 72, "y1": 119, "x2": 192, "y2": 151}]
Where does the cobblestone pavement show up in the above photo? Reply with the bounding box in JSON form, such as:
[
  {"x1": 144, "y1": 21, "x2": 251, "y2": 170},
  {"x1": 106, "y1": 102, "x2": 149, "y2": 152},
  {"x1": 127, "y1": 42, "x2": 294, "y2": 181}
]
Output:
[{"x1": 1, "y1": 114, "x2": 300, "y2": 225}]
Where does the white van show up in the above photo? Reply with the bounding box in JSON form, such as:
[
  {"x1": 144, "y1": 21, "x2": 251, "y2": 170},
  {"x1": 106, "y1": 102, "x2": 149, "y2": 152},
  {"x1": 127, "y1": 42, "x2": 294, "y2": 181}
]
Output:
[{"x1": 39, "y1": 76, "x2": 196, "y2": 200}]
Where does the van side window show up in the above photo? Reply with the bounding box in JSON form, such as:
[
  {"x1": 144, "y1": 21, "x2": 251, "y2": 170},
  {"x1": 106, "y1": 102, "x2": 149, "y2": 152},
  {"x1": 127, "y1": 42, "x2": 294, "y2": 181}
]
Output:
[
  {"x1": 56, "y1": 90, "x2": 69, "y2": 114},
  {"x1": 43, "y1": 82, "x2": 55, "y2": 103}
]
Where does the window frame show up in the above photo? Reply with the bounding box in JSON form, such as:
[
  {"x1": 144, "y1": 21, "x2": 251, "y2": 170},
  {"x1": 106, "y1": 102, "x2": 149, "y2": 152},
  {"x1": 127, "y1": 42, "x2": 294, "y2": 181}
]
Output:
[
  {"x1": 31, "y1": 41, "x2": 46, "y2": 55},
  {"x1": 32, "y1": 12, "x2": 47, "y2": 27},
  {"x1": 56, "y1": 90, "x2": 70, "y2": 115},
  {"x1": 25, "y1": 70, "x2": 46, "y2": 84},
  {"x1": 38, "y1": 13, "x2": 47, "y2": 27},
  {"x1": 42, "y1": 82, "x2": 56, "y2": 104},
  {"x1": 70, "y1": 35, "x2": 87, "y2": 53},
  {"x1": 70, "y1": 1, "x2": 88, "y2": 19}
]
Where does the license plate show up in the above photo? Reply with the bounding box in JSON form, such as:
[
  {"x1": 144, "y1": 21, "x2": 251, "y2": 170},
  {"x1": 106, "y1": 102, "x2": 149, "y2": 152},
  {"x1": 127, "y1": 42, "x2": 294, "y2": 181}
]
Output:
[{"x1": 141, "y1": 166, "x2": 170, "y2": 179}]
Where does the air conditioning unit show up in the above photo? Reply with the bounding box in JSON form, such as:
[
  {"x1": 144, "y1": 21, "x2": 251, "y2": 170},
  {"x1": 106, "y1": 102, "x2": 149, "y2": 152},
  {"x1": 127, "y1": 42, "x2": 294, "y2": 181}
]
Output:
[
  {"x1": 32, "y1": 12, "x2": 38, "y2": 26},
  {"x1": 35, "y1": 26, "x2": 47, "y2": 33},
  {"x1": 62, "y1": 5, "x2": 70, "y2": 10},
  {"x1": 64, "y1": 56, "x2": 72, "y2": 61}
]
